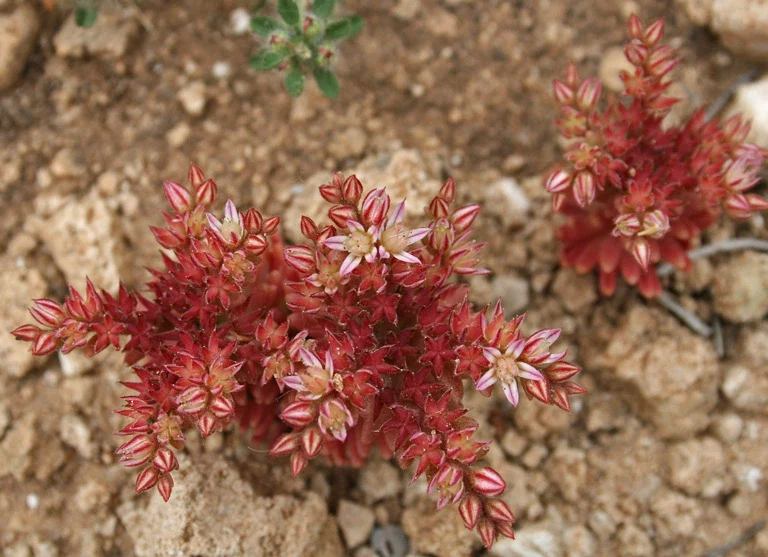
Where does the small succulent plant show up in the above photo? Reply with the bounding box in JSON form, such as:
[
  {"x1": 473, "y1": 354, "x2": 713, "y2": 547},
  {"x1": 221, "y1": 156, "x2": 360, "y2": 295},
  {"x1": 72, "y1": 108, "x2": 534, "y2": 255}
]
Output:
[
  {"x1": 250, "y1": 0, "x2": 362, "y2": 98},
  {"x1": 13, "y1": 164, "x2": 583, "y2": 549},
  {"x1": 546, "y1": 14, "x2": 768, "y2": 298}
]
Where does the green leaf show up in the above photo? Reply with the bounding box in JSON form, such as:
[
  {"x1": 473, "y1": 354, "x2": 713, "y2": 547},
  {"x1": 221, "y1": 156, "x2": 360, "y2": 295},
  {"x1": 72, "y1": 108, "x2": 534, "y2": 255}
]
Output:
[
  {"x1": 251, "y1": 16, "x2": 280, "y2": 36},
  {"x1": 249, "y1": 50, "x2": 286, "y2": 71},
  {"x1": 277, "y1": 0, "x2": 300, "y2": 26},
  {"x1": 325, "y1": 16, "x2": 363, "y2": 40},
  {"x1": 285, "y1": 71, "x2": 306, "y2": 97},
  {"x1": 314, "y1": 69, "x2": 339, "y2": 99},
  {"x1": 312, "y1": 0, "x2": 336, "y2": 18},
  {"x1": 75, "y1": 6, "x2": 99, "y2": 28}
]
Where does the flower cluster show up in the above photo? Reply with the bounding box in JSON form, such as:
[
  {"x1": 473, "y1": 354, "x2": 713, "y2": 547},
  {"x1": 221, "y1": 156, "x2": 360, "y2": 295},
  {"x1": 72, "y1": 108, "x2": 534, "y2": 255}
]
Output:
[
  {"x1": 13, "y1": 164, "x2": 583, "y2": 549},
  {"x1": 250, "y1": 0, "x2": 362, "y2": 98},
  {"x1": 546, "y1": 14, "x2": 768, "y2": 297}
]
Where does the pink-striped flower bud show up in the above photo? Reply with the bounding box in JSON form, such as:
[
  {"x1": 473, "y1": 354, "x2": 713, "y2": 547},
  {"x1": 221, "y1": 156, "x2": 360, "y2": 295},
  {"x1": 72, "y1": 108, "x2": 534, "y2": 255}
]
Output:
[
  {"x1": 484, "y1": 499, "x2": 516, "y2": 523},
  {"x1": 261, "y1": 216, "x2": 280, "y2": 235},
  {"x1": 157, "y1": 474, "x2": 174, "y2": 502},
  {"x1": 150, "y1": 226, "x2": 184, "y2": 249},
  {"x1": 281, "y1": 400, "x2": 316, "y2": 428},
  {"x1": 361, "y1": 188, "x2": 391, "y2": 226},
  {"x1": 244, "y1": 208, "x2": 264, "y2": 232},
  {"x1": 195, "y1": 178, "x2": 218, "y2": 206},
  {"x1": 291, "y1": 451, "x2": 308, "y2": 476},
  {"x1": 439, "y1": 177, "x2": 456, "y2": 202},
  {"x1": 300, "y1": 216, "x2": 319, "y2": 240},
  {"x1": 29, "y1": 299, "x2": 65, "y2": 328},
  {"x1": 545, "y1": 169, "x2": 571, "y2": 193},
  {"x1": 342, "y1": 175, "x2": 363, "y2": 203},
  {"x1": 135, "y1": 466, "x2": 160, "y2": 493},
  {"x1": 188, "y1": 163, "x2": 205, "y2": 188},
  {"x1": 284, "y1": 246, "x2": 316, "y2": 274},
  {"x1": 197, "y1": 411, "x2": 217, "y2": 437},
  {"x1": 11, "y1": 324, "x2": 42, "y2": 343},
  {"x1": 152, "y1": 447, "x2": 179, "y2": 474},
  {"x1": 301, "y1": 426, "x2": 323, "y2": 457},
  {"x1": 497, "y1": 521, "x2": 516, "y2": 539},
  {"x1": 117, "y1": 435, "x2": 156, "y2": 468},
  {"x1": 319, "y1": 182, "x2": 342, "y2": 203},
  {"x1": 428, "y1": 196, "x2": 450, "y2": 219},
  {"x1": 552, "y1": 79, "x2": 574, "y2": 104},
  {"x1": 546, "y1": 360, "x2": 581, "y2": 382},
  {"x1": 328, "y1": 205, "x2": 357, "y2": 228},
  {"x1": 747, "y1": 193, "x2": 768, "y2": 213},
  {"x1": 163, "y1": 181, "x2": 193, "y2": 214},
  {"x1": 244, "y1": 234, "x2": 268, "y2": 255},
  {"x1": 451, "y1": 204, "x2": 480, "y2": 233},
  {"x1": 628, "y1": 14, "x2": 643, "y2": 39},
  {"x1": 613, "y1": 213, "x2": 642, "y2": 237},
  {"x1": 176, "y1": 386, "x2": 208, "y2": 415},
  {"x1": 725, "y1": 193, "x2": 752, "y2": 219},
  {"x1": 624, "y1": 42, "x2": 648, "y2": 66},
  {"x1": 318, "y1": 399, "x2": 353, "y2": 442},
  {"x1": 551, "y1": 193, "x2": 567, "y2": 212},
  {"x1": 210, "y1": 395, "x2": 235, "y2": 419},
  {"x1": 470, "y1": 466, "x2": 506, "y2": 496},
  {"x1": 270, "y1": 433, "x2": 299, "y2": 457},
  {"x1": 644, "y1": 19, "x2": 665, "y2": 46},
  {"x1": 477, "y1": 519, "x2": 498, "y2": 549},
  {"x1": 576, "y1": 78, "x2": 602, "y2": 110},
  {"x1": 573, "y1": 171, "x2": 596, "y2": 207},
  {"x1": 458, "y1": 494, "x2": 482, "y2": 530},
  {"x1": 630, "y1": 237, "x2": 651, "y2": 271},
  {"x1": 565, "y1": 62, "x2": 579, "y2": 88},
  {"x1": 647, "y1": 46, "x2": 678, "y2": 77},
  {"x1": 638, "y1": 209, "x2": 670, "y2": 239}
]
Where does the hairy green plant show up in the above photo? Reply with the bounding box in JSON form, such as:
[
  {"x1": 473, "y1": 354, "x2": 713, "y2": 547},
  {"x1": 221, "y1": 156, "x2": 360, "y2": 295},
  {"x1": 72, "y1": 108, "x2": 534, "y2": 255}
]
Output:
[{"x1": 250, "y1": 0, "x2": 363, "y2": 99}]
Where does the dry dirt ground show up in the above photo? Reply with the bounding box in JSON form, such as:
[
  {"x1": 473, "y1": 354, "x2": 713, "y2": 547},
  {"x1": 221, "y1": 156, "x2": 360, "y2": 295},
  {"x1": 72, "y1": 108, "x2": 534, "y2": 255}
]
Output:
[{"x1": 1, "y1": 0, "x2": 768, "y2": 556}]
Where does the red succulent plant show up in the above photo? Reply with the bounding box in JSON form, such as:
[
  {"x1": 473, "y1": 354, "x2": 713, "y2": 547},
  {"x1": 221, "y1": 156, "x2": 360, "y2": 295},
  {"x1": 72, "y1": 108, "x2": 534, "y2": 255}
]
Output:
[
  {"x1": 546, "y1": 14, "x2": 768, "y2": 297},
  {"x1": 13, "y1": 164, "x2": 583, "y2": 549}
]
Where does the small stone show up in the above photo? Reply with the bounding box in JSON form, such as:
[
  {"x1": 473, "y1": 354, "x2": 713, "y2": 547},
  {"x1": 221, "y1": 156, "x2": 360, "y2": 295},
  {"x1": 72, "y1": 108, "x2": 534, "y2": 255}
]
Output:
[
  {"x1": 212, "y1": 61, "x2": 232, "y2": 79},
  {"x1": 502, "y1": 154, "x2": 527, "y2": 174},
  {"x1": 562, "y1": 525, "x2": 596, "y2": 557},
  {"x1": 585, "y1": 393, "x2": 628, "y2": 433},
  {"x1": 712, "y1": 251, "x2": 768, "y2": 322},
  {"x1": 58, "y1": 351, "x2": 96, "y2": 377},
  {"x1": 393, "y1": 0, "x2": 421, "y2": 21},
  {"x1": 74, "y1": 480, "x2": 110, "y2": 513},
  {"x1": 327, "y1": 127, "x2": 368, "y2": 160},
  {"x1": 552, "y1": 268, "x2": 597, "y2": 313},
  {"x1": 545, "y1": 447, "x2": 587, "y2": 503},
  {"x1": 166, "y1": 122, "x2": 191, "y2": 147},
  {"x1": 50, "y1": 148, "x2": 87, "y2": 179},
  {"x1": 501, "y1": 429, "x2": 528, "y2": 458},
  {"x1": 722, "y1": 364, "x2": 768, "y2": 413},
  {"x1": 370, "y1": 525, "x2": 409, "y2": 557},
  {"x1": 587, "y1": 510, "x2": 617, "y2": 541},
  {"x1": 599, "y1": 46, "x2": 634, "y2": 92},
  {"x1": 489, "y1": 523, "x2": 562, "y2": 557},
  {"x1": 650, "y1": 489, "x2": 701, "y2": 541},
  {"x1": 712, "y1": 412, "x2": 744, "y2": 443},
  {"x1": 521, "y1": 443, "x2": 549, "y2": 469},
  {"x1": 54, "y1": 10, "x2": 140, "y2": 59},
  {"x1": 177, "y1": 81, "x2": 208, "y2": 117},
  {"x1": 616, "y1": 524, "x2": 654, "y2": 556},
  {"x1": 0, "y1": 5, "x2": 40, "y2": 92},
  {"x1": 0, "y1": 402, "x2": 10, "y2": 438},
  {"x1": 337, "y1": 500, "x2": 375, "y2": 549},
  {"x1": 359, "y1": 460, "x2": 401, "y2": 502},
  {"x1": 482, "y1": 178, "x2": 531, "y2": 228},
  {"x1": 230, "y1": 8, "x2": 251, "y2": 35},
  {"x1": 665, "y1": 437, "x2": 726, "y2": 496},
  {"x1": 727, "y1": 76, "x2": 768, "y2": 148},
  {"x1": 59, "y1": 414, "x2": 96, "y2": 459},
  {"x1": 490, "y1": 274, "x2": 530, "y2": 315},
  {"x1": 0, "y1": 415, "x2": 36, "y2": 480},
  {"x1": 402, "y1": 497, "x2": 477, "y2": 557}
]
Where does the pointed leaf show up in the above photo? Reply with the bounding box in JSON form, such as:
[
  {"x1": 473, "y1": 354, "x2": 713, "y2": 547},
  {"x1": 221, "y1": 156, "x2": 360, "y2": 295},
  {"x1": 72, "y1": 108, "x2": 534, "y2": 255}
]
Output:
[
  {"x1": 278, "y1": 0, "x2": 300, "y2": 26},
  {"x1": 75, "y1": 6, "x2": 99, "y2": 28},
  {"x1": 285, "y1": 70, "x2": 305, "y2": 97},
  {"x1": 325, "y1": 16, "x2": 362, "y2": 40},
  {"x1": 314, "y1": 69, "x2": 339, "y2": 99},
  {"x1": 249, "y1": 50, "x2": 287, "y2": 71},
  {"x1": 251, "y1": 16, "x2": 280, "y2": 36},
  {"x1": 313, "y1": 0, "x2": 336, "y2": 18}
]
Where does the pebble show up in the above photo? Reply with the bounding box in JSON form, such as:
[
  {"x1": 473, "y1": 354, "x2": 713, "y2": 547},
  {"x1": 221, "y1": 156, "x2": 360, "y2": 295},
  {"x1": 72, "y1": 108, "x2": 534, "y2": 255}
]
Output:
[
  {"x1": 167, "y1": 122, "x2": 191, "y2": 147},
  {"x1": 482, "y1": 177, "x2": 531, "y2": 228},
  {"x1": 50, "y1": 148, "x2": 87, "y2": 179},
  {"x1": 177, "y1": 81, "x2": 208, "y2": 117},
  {"x1": 0, "y1": 5, "x2": 40, "y2": 92},
  {"x1": 337, "y1": 500, "x2": 375, "y2": 549}
]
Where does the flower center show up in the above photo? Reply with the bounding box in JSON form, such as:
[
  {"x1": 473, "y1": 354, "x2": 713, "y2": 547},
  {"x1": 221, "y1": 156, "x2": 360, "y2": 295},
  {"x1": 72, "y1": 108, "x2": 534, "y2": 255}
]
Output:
[
  {"x1": 344, "y1": 229, "x2": 374, "y2": 256},
  {"x1": 380, "y1": 223, "x2": 409, "y2": 254}
]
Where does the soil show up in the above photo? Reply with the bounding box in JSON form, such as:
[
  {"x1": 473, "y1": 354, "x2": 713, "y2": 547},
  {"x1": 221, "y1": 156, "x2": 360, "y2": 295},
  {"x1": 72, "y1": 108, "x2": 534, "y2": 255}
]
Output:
[{"x1": 1, "y1": 1, "x2": 767, "y2": 556}]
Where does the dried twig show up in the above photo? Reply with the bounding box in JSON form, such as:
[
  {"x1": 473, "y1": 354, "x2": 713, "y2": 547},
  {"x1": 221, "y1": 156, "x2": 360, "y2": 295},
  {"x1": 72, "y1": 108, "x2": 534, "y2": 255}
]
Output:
[
  {"x1": 657, "y1": 237, "x2": 768, "y2": 278},
  {"x1": 655, "y1": 291, "x2": 713, "y2": 337},
  {"x1": 701, "y1": 520, "x2": 766, "y2": 557}
]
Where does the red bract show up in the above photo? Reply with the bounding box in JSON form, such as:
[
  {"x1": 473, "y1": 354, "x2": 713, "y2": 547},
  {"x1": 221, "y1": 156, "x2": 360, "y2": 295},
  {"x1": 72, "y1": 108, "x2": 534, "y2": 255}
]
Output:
[
  {"x1": 546, "y1": 14, "x2": 768, "y2": 298},
  {"x1": 12, "y1": 164, "x2": 583, "y2": 550}
]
